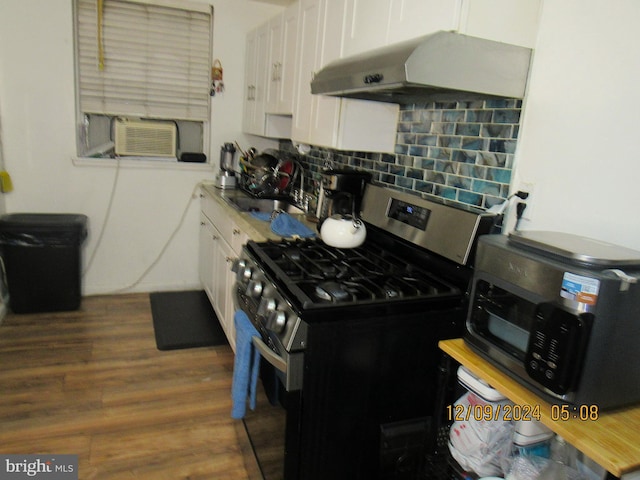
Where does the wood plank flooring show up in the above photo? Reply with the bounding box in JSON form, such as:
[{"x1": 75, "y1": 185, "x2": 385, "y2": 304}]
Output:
[{"x1": 0, "y1": 293, "x2": 258, "y2": 479}]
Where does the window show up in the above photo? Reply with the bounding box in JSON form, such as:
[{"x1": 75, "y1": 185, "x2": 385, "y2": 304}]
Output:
[{"x1": 74, "y1": 0, "x2": 213, "y2": 160}]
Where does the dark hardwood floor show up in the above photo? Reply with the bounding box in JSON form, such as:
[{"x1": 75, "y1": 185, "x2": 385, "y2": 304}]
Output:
[{"x1": 0, "y1": 293, "x2": 259, "y2": 479}]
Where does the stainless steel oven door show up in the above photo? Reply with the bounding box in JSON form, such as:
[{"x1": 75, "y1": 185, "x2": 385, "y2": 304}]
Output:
[{"x1": 233, "y1": 280, "x2": 303, "y2": 480}]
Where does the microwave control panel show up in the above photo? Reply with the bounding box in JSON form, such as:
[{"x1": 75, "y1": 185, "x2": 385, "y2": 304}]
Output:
[{"x1": 525, "y1": 303, "x2": 592, "y2": 394}]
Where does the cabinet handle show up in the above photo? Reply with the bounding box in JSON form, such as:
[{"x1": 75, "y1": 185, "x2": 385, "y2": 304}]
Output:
[
  {"x1": 212, "y1": 235, "x2": 219, "y2": 240},
  {"x1": 233, "y1": 228, "x2": 241, "y2": 235},
  {"x1": 200, "y1": 221, "x2": 205, "y2": 226},
  {"x1": 225, "y1": 257, "x2": 233, "y2": 263}
]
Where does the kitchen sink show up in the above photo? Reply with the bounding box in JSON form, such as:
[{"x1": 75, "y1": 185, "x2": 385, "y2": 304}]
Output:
[{"x1": 223, "y1": 192, "x2": 305, "y2": 215}]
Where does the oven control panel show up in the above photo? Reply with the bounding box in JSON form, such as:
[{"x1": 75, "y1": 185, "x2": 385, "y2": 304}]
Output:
[{"x1": 387, "y1": 198, "x2": 430, "y2": 231}]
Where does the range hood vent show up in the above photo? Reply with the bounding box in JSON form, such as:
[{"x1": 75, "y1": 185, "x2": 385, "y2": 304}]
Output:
[{"x1": 310, "y1": 31, "x2": 532, "y2": 104}]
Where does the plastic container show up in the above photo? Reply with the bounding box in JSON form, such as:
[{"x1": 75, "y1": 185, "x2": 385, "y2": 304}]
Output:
[{"x1": 0, "y1": 213, "x2": 88, "y2": 313}]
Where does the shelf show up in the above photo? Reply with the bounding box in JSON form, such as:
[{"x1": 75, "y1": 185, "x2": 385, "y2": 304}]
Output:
[{"x1": 439, "y1": 338, "x2": 640, "y2": 477}]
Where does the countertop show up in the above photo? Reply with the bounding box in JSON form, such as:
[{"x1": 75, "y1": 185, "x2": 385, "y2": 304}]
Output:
[
  {"x1": 439, "y1": 338, "x2": 640, "y2": 477},
  {"x1": 200, "y1": 183, "x2": 318, "y2": 242}
]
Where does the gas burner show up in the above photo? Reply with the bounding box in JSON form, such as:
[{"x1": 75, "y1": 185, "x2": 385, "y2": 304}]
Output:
[{"x1": 315, "y1": 281, "x2": 350, "y2": 302}]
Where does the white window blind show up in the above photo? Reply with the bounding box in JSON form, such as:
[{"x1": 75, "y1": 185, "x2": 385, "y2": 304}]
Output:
[{"x1": 75, "y1": 0, "x2": 212, "y2": 122}]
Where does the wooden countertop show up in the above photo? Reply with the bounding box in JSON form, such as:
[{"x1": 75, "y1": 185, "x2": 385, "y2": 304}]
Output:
[{"x1": 439, "y1": 338, "x2": 640, "y2": 477}]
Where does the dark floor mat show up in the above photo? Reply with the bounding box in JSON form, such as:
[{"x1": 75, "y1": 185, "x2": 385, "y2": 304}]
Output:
[{"x1": 149, "y1": 290, "x2": 228, "y2": 350}]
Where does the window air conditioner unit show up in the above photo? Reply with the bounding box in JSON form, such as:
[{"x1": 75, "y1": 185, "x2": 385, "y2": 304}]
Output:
[{"x1": 114, "y1": 118, "x2": 177, "y2": 157}]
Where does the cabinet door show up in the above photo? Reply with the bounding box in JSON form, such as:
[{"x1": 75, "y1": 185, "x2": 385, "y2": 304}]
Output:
[
  {"x1": 308, "y1": 0, "x2": 345, "y2": 148},
  {"x1": 199, "y1": 213, "x2": 216, "y2": 304},
  {"x1": 342, "y1": 0, "x2": 391, "y2": 57},
  {"x1": 266, "y1": 3, "x2": 300, "y2": 115},
  {"x1": 459, "y1": 0, "x2": 541, "y2": 48},
  {"x1": 213, "y1": 235, "x2": 236, "y2": 352},
  {"x1": 242, "y1": 28, "x2": 258, "y2": 134},
  {"x1": 388, "y1": 0, "x2": 461, "y2": 45},
  {"x1": 243, "y1": 24, "x2": 269, "y2": 135},
  {"x1": 292, "y1": 0, "x2": 323, "y2": 143},
  {"x1": 293, "y1": 0, "x2": 398, "y2": 153}
]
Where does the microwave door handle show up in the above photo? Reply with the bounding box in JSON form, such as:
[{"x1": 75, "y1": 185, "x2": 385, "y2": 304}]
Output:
[{"x1": 252, "y1": 336, "x2": 287, "y2": 373}]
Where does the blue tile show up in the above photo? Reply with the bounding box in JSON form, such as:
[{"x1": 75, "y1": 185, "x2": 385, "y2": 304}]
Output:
[
  {"x1": 472, "y1": 179, "x2": 502, "y2": 196},
  {"x1": 461, "y1": 137, "x2": 485, "y2": 151},
  {"x1": 485, "y1": 99, "x2": 510, "y2": 108},
  {"x1": 466, "y1": 110, "x2": 493, "y2": 122},
  {"x1": 453, "y1": 150, "x2": 478, "y2": 164},
  {"x1": 447, "y1": 174, "x2": 472, "y2": 189},
  {"x1": 435, "y1": 185, "x2": 457, "y2": 200},
  {"x1": 417, "y1": 134, "x2": 438, "y2": 146},
  {"x1": 407, "y1": 168, "x2": 423, "y2": 179},
  {"x1": 458, "y1": 190, "x2": 483, "y2": 206},
  {"x1": 487, "y1": 168, "x2": 512, "y2": 184},
  {"x1": 443, "y1": 110, "x2": 465, "y2": 122},
  {"x1": 458, "y1": 163, "x2": 486, "y2": 179},
  {"x1": 439, "y1": 136, "x2": 462, "y2": 148},
  {"x1": 489, "y1": 140, "x2": 506, "y2": 153},
  {"x1": 429, "y1": 148, "x2": 452, "y2": 161},
  {"x1": 482, "y1": 124, "x2": 512, "y2": 138},
  {"x1": 493, "y1": 109, "x2": 521, "y2": 124},
  {"x1": 408, "y1": 145, "x2": 427, "y2": 157},
  {"x1": 415, "y1": 180, "x2": 435, "y2": 194},
  {"x1": 397, "y1": 155, "x2": 412, "y2": 166},
  {"x1": 419, "y1": 158, "x2": 435, "y2": 170},
  {"x1": 456, "y1": 124, "x2": 481, "y2": 136},
  {"x1": 397, "y1": 176, "x2": 414, "y2": 188},
  {"x1": 395, "y1": 144, "x2": 408, "y2": 155},
  {"x1": 390, "y1": 164, "x2": 405, "y2": 175}
]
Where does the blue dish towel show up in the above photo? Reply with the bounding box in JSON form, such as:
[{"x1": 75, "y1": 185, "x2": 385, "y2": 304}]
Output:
[
  {"x1": 250, "y1": 211, "x2": 272, "y2": 222},
  {"x1": 231, "y1": 310, "x2": 261, "y2": 419},
  {"x1": 271, "y1": 212, "x2": 316, "y2": 238}
]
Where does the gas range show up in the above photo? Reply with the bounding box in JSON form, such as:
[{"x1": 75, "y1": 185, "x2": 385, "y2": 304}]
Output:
[
  {"x1": 233, "y1": 184, "x2": 498, "y2": 480},
  {"x1": 234, "y1": 184, "x2": 497, "y2": 356}
]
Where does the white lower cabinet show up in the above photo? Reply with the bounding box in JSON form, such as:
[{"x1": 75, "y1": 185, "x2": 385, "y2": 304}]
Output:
[{"x1": 199, "y1": 190, "x2": 249, "y2": 352}]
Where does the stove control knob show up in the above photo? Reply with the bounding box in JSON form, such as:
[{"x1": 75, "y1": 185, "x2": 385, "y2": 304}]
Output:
[
  {"x1": 257, "y1": 297, "x2": 276, "y2": 316},
  {"x1": 237, "y1": 265, "x2": 252, "y2": 283},
  {"x1": 266, "y1": 310, "x2": 287, "y2": 333},
  {"x1": 231, "y1": 258, "x2": 246, "y2": 273},
  {"x1": 246, "y1": 280, "x2": 263, "y2": 298}
]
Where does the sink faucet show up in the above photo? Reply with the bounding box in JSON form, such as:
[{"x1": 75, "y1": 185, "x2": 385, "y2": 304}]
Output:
[{"x1": 293, "y1": 164, "x2": 310, "y2": 213}]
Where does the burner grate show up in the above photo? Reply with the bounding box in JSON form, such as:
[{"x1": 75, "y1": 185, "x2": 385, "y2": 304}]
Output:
[{"x1": 251, "y1": 239, "x2": 461, "y2": 307}]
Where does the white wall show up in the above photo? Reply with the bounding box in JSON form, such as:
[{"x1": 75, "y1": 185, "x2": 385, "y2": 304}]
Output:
[
  {"x1": 511, "y1": 0, "x2": 640, "y2": 250},
  {"x1": 0, "y1": 0, "x2": 282, "y2": 295}
]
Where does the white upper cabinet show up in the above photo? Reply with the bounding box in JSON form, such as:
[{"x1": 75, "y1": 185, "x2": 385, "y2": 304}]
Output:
[
  {"x1": 342, "y1": 0, "x2": 539, "y2": 58},
  {"x1": 292, "y1": 0, "x2": 399, "y2": 153},
  {"x1": 291, "y1": 0, "x2": 322, "y2": 141},
  {"x1": 387, "y1": 0, "x2": 462, "y2": 45},
  {"x1": 458, "y1": 0, "x2": 541, "y2": 48},
  {"x1": 242, "y1": 24, "x2": 270, "y2": 135},
  {"x1": 266, "y1": 2, "x2": 300, "y2": 114},
  {"x1": 343, "y1": 0, "x2": 462, "y2": 57}
]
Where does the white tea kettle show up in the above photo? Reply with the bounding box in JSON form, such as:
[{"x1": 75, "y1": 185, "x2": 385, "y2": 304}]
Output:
[{"x1": 320, "y1": 214, "x2": 366, "y2": 248}]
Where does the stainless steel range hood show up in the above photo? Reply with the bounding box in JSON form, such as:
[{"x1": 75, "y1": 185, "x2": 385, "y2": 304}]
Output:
[{"x1": 310, "y1": 31, "x2": 532, "y2": 104}]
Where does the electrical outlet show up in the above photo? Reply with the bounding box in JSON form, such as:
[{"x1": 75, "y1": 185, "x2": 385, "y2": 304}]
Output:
[{"x1": 518, "y1": 182, "x2": 535, "y2": 222}]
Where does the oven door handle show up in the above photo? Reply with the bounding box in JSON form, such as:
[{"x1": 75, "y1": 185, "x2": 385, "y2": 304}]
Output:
[{"x1": 252, "y1": 336, "x2": 287, "y2": 373}]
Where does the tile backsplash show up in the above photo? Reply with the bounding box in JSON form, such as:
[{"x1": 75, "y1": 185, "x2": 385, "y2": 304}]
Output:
[{"x1": 284, "y1": 98, "x2": 522, "y2": 211}]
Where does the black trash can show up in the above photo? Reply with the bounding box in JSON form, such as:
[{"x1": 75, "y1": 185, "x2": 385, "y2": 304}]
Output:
[{"x1": 0, "y1": 213, "x2": 88, "y2": 313}]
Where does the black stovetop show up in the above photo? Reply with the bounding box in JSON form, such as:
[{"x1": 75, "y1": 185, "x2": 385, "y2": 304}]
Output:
[{"x1": 247, "y1": 235, "x2": 463, "y2": 310}]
